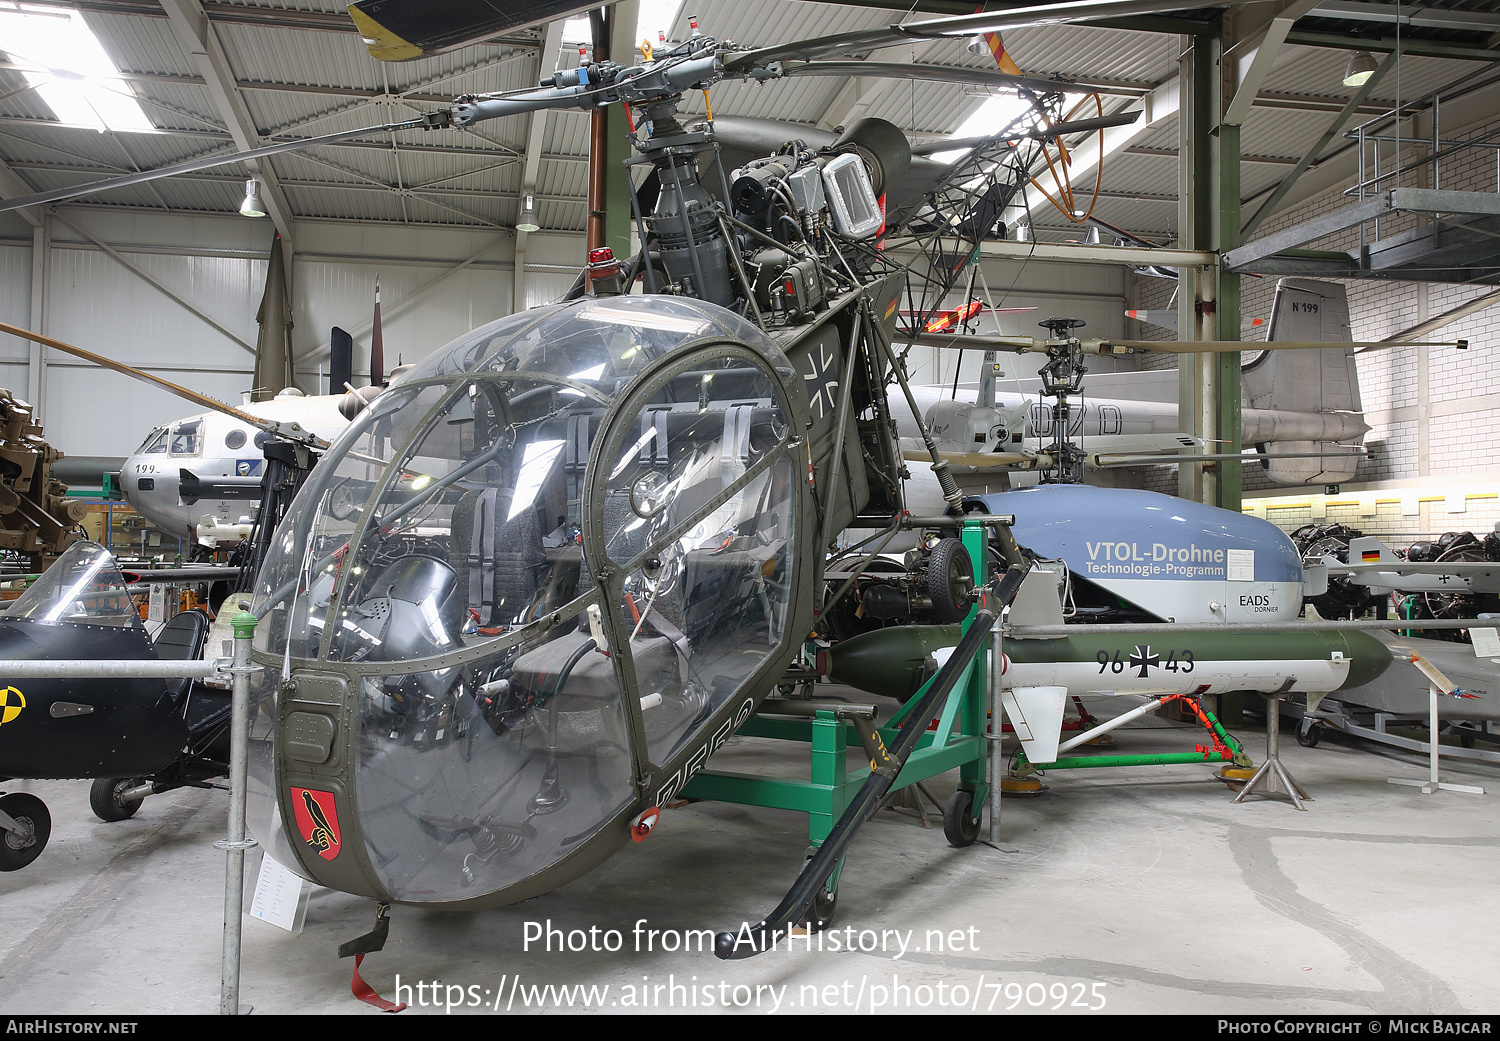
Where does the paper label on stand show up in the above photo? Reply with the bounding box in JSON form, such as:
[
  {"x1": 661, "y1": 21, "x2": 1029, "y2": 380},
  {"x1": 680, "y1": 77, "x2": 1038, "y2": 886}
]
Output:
[
  {"x1": 1472, "y1": 628, "x2": 1500, "y2": 658},
  {"x1": 249, "y1": 854, "x2": 304, "y2": 931}
]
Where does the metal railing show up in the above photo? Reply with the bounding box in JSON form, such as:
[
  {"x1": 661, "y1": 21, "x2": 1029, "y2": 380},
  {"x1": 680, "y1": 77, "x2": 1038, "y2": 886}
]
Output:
[{"x1": 0, "y1": 610, "x2": 260, "y2": 1015}]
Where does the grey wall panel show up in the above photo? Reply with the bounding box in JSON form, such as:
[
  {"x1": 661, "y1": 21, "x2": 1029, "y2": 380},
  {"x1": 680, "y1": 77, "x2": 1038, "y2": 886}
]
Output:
[{"x1": 0, "y1": 244, "x2": 30, "y2": 366}]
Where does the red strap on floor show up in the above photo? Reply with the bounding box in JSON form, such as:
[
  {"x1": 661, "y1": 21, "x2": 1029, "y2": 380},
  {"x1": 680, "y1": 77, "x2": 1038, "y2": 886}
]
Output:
[{"x1": 351, "y1": 954, "x2": 407, "y2": 1012}]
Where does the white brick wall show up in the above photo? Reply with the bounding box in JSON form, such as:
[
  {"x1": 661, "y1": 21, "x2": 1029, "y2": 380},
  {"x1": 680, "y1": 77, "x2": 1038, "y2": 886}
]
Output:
[{"x1": 1136, "y1": 108, "x2": 1500, "y2": 498}]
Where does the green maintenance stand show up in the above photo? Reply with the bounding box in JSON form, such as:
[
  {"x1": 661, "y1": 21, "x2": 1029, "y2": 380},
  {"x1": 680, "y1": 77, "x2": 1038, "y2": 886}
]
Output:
[{"x1": 681, "y1": 521, "x2": 994, "y2": 903}]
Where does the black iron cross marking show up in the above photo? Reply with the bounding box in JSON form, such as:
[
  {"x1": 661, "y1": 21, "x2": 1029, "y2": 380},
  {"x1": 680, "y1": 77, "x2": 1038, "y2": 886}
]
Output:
[
  {"x1": 803, "y1": 342, "x2": 839, "y2": 420},
  {"x1": 1129, "y1": 644, "x2": 1159, "y2": 678}
]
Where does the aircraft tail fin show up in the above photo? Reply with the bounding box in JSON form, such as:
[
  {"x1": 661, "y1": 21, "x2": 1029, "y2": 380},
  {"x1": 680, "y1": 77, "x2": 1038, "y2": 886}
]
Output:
[
  {"x1": 1344, "y1": 535, "x2": 1399, "y2": 565},
  {"x1": 1244, "y1": 278, "x2": 1363, "y2": 485},
  {"x1": 1001, "y1": 686, "x2": 1068, "y2": 764}
]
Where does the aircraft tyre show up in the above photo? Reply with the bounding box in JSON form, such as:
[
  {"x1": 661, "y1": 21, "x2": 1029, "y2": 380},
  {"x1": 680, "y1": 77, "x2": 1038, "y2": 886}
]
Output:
[
  {"x1": 927, "y1": 538, "x2": 974, "y2": 624},
  {"x1": 943, "y1": 789, "x2": 981, "y2": 848},
  {"x1": 90, "y1": 777, "x2": 146, "y2": 822},
  {"x1": 0, "y1": 793, "x2": 50, "y2": 871}
]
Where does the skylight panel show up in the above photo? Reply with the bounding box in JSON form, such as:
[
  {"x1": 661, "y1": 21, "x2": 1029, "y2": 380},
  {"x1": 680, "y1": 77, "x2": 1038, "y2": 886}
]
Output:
[
  {"x1": 561, "y1": 1, "x2": 685, "y2": 56},
  {"x1": 0, "y1": 4, "x2": 154, "y2": 133}
]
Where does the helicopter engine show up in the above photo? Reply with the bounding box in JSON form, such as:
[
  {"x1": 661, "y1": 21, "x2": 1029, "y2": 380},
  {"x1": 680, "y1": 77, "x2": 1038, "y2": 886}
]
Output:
[{"x1": 820, "y1": 534, "x2": 980, "y2": 640}]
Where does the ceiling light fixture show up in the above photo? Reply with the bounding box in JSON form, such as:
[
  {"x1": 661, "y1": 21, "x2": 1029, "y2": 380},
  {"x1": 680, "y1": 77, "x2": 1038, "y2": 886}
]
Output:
[
  {"x1": 238, "y1": 178, "x2": 266, "y2": 217},
  {"x1": 1343, "y1": 51, "x2": 1378, "y2": 87},
  {"x1": 517, "y1": 193, "x2": 540, "y2": 233}
]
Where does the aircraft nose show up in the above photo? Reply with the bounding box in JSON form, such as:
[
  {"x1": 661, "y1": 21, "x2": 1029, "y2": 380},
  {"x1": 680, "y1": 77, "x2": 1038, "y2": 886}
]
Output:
[{"x1": 121, "y1": 455, "x2": 176, "y2": 525}]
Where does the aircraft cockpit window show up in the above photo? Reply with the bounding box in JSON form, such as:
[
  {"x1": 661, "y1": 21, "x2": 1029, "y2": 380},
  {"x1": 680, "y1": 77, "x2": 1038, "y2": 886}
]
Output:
[
  {"x1": 9, "y1": 541, "x2": 146, "y2": 631},
  {"x1": 136, "y1": 428, "x2": 168, "y2": 454},
  {"x1": 318, "y1": 368, "x2": 626, "y2": 903},
  {"x1": 327, "y1": 374, "x2": 587, "y2": 664},
  {"x1": 168, "y1": 420, "x2": 202, "y2": 457},
  {"x1": 603, "y1": 352, "x2": 796, "y2": 764},
  {"x1": 249, "y1": 382, "x2": 427, "y2": 664}
]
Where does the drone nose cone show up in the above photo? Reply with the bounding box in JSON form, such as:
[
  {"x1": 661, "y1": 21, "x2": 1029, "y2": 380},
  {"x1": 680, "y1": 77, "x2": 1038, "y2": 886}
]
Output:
[{"x1": 1339, "y1": 630, "x2": 1395, "y2": 690}]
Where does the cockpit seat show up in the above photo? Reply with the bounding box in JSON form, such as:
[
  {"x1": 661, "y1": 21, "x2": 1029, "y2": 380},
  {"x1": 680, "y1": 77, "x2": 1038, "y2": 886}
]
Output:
[
  {"x1": 153, "y1": 609, "x2": 209, "y2": 705},
  {"x1": 451, "y1": 485, "x2": 547, "y2": 629}
]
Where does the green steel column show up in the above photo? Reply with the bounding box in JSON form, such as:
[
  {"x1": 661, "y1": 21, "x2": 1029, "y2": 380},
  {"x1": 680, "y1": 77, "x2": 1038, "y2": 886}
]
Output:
[
  {"x1": 810, "y1": 709, "x2": 843, "y2": 845},
  {"x1": 1213, "y1": 120, "x2": 1242, "y2": 512},
  {"x1": 1177, "y1": 31, "x2": 1215, "y2": 505},
  {"x1": 959, "y1": 523, "x2": 988, "y2": 795},
  {"x1": 1178, "y1": 20, "x2": 1241, "y2": 513}
]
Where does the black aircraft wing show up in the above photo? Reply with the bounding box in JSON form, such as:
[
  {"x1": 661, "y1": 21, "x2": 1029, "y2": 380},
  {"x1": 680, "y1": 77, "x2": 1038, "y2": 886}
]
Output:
[{"x1": 347, "y1": 0, "x2": 594, "y2": 61}]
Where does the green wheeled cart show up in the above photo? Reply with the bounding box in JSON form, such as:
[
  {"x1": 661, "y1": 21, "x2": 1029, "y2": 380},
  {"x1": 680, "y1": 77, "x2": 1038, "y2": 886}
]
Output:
[{"x1": 683, "y1": 520, "x2": 996, "y2": 929}]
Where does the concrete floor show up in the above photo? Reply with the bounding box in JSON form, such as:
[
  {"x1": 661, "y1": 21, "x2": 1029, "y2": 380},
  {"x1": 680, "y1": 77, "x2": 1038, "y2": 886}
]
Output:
[{"x1": 2, "y1": 700, "x2": 1497, "y2": 1016}]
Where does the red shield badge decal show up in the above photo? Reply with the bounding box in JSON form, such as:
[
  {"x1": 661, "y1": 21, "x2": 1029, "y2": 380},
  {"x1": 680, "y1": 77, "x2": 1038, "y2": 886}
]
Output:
[{"x1": 290, "y1": 787, "x2": 342, "y2": 861}]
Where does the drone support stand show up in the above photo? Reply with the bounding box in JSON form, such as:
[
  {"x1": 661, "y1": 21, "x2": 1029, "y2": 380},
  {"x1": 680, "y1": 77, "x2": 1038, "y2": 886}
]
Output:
[
  {"x1": 1233, "y1": 691, "x2": 1311, "y2": 810},
  {"x1": 1007, "y1": 693, "x2": 1251, "y2": 778},
  {"x1": 1386, "y1": 679, "x2": 1486, "y2": 797}
]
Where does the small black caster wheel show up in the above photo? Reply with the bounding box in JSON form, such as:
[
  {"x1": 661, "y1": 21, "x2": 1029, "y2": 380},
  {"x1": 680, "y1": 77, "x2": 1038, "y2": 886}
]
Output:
[
  {"x1": 1296, "y1": 723, "x2": 1321, "y2": 748},
  {"x1": 943, "y1": 789, "x2": 981, "y2": 848},
  {"x1": 801, "y1": 851, "x2": 840, "y2": 932},
  {"x1": 810, "y1": 881, "x2": 838, "y2": 932},
  {"x1": 0, "y1": 792, "x2": 51, "y2": 871},
  {"x1": 90, "y1": 777, "x2": 146, "y2": 822}
]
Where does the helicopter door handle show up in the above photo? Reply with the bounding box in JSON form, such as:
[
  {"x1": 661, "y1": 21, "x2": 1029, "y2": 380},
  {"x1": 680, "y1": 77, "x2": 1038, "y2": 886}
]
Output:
[{"x1": 49, "y1": 703, "x2": 94, "y2": 717}]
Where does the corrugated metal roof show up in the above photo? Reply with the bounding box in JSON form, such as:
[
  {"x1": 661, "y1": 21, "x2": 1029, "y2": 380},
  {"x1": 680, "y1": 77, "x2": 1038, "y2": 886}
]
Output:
[{"x1": 1, "y1": 0, "x2": 1496, "y2": 241}]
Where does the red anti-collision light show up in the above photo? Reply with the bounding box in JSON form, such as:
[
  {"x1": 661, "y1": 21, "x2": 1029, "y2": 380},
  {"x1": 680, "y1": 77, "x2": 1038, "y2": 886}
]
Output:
[
  {"x1": 588, "y1": 247, "x2": 623, "y2": 279},
  {"x1": 631, "y1": 806, "x2": 661, "y2": 843}
]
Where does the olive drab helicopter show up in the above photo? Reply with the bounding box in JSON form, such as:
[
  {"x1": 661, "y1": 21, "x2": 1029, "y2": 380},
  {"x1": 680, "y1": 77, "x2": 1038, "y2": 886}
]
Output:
[
  {"x1": 0, "y1": 0, "x2": 1449, "y2": 961},
  {"x1": 230, "y1": 1, "x2": 1227, "y2": 960}
]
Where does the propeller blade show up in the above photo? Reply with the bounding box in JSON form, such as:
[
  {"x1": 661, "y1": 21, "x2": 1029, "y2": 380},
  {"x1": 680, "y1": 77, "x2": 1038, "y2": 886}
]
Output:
[
  {"x1": 0, "y1": 321, "x2": 270, "y2": 429},
  {"x1": 0, "y1": 117, "x2": 433, "y2": 213},
  {"x1": 900, "y1": 442, "x2": 1041, "y2": 470}
]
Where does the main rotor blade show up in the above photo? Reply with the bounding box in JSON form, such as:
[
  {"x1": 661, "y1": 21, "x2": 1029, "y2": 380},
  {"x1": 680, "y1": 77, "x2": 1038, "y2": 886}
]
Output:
[
  {"x1": 0, "y1": 117, "x2": 432, "y2": 213},
  {"x1": 1032, "y1": 111, "x2": 1142, "y2": 139},
  {"x1": 724, "y1": 0, "x2": 1251, "y2": 69},
  {"x1": 907, "y1": 332, "x2": 1468, "y2": 354},
  {"x1": 774, "y1": 60, "x2": 1093, "y2": 97},
  {"x1": 0, "y1": 321, "x2": 269, "y2": 429},
  {"x1": 1110, "y1": 338, "x2": 1467, "y2": 353}
]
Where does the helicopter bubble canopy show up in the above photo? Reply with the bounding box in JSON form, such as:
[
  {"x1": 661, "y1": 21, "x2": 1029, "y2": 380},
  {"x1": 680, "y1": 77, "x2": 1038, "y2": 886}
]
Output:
[{"x1": 248, "y1": 296, "x2": 808, "y2": 907}]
